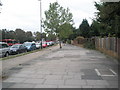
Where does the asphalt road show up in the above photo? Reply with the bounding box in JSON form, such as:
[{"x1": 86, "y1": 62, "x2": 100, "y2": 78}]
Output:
[{"x1": 1, "y1": 44, "x2": 119, "y2": 89}]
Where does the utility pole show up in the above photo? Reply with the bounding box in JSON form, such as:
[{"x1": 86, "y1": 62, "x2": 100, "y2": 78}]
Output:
[{"x1": 38, "y1": 0, "x2": 42, "y2": 49}]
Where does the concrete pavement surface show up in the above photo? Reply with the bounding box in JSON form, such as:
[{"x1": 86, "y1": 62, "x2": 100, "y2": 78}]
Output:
[{"x1": 2, "y1": 44, "x2": 119, "y2": 89}]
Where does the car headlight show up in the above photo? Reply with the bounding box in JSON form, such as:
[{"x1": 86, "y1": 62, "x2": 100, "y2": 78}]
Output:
[{"x1": 13, "y1": 49, "x2": 17, "y2": 52}]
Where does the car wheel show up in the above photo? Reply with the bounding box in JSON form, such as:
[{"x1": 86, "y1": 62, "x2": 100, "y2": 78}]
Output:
[{"x1": 5, "y1": 52, "x2": 9, "y2": 57}]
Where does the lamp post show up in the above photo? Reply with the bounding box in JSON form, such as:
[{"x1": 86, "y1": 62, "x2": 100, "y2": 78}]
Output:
[{"x1": 38, "y1": 0, "x2": 42, "y2": 49}]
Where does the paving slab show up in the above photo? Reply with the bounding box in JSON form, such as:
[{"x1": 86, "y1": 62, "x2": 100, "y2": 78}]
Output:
[
  {"x1": 65, "y1": 80, "x2": 87, "y2": 86},
  {"x1": 9, "y1": 83, "x2": 36, "y2": 88},
  {"x1": 2, "y1": 44, "x2": 118, "y2": 89}
]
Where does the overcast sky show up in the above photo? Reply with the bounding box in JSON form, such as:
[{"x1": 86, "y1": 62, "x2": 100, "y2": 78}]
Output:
[{"x1": 0, "y1": 0, "x2": 100, "y2": 32}]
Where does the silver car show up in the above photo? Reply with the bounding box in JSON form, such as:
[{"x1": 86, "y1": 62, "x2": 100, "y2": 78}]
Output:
[{"x1": 0, "y1": 42, "x2": 10, "y2": 57}]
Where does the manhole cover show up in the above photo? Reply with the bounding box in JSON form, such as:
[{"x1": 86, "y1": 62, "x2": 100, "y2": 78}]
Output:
[{"x1": 95, "y1": 69, "x2": 117, "y2": 76}]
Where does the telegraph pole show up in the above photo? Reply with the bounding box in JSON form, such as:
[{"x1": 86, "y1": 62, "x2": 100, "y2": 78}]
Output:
[{"x1": 38, "y1": 0, "x2": 42, "y2": 49}]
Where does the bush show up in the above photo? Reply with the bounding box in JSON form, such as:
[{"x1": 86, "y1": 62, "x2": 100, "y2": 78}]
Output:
[
  {"x1": 84, "y1": 41, "x2": 95, "y2": 49},
  {"x1": 75, "y1": 36, "x2": 85, "y2": 44},
  {"x1": 67, "y1": 40, "x2": 71, "y2": 44}
]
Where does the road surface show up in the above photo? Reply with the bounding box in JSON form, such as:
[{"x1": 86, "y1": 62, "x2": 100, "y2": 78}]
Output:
[{"x1": 2, "y1": 44, "x2": 118, "y2": 89}]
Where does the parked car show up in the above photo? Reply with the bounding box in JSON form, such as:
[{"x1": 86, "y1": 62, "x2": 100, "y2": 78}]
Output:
[
  {"x1": 0, "y1": 42, "x2": 10, "y2": 57},
  {"x1": 50, "y1": 41, "x2": 55, "y2": 46},
  {"x1": 46, "y1": 41, "x2": 51, "y2": 46},
  {"x1": 23, "y1": 42, "x2": 36, "y2": 51},
  {"x1": 35, "y1": 42, "x2": 41, "y2": 49},
  {"x1": 42, "y1": 41, "x2": 47, "y2": 48},
  {"x1": 10, "y1": 44, "x2": 27, "y2": 54}
]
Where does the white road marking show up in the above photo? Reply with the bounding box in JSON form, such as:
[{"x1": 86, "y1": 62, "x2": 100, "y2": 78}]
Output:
[
  {"x1": 95, "y1": 68, "x2": 117, "y2": 77},
  {"x1": 109, "y1": 69, "x2": 117, "y2": 75},
  {"x1": 95, "y1": 69, "x2": 101, "y2": 76}
]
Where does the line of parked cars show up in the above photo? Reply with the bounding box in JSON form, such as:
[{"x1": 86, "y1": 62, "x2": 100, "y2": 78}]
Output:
[{"x1": 0, "y1": 41, "x2": 56, "y2": 58}]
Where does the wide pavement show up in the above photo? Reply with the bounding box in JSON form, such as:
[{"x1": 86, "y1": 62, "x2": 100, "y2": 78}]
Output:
[{"x1": 2, "y1": 44, "x2": 118, "y2": 89}]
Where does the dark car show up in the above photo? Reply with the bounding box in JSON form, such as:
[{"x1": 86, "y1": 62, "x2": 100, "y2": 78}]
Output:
[
  {"x1": 10, "y1": 44, "x2": 27, "y2": 54},
  {"x1": 23, "y1": 42, "x2": 36, "y2": 51}
]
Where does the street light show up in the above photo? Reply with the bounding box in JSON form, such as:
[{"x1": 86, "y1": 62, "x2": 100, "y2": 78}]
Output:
[{"x1": 38, "y1": 0, "x2": 42, "y2": 49}]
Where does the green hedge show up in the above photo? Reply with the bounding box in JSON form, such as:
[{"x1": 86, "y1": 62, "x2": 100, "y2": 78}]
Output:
[{"x1": 83, "y1": 41, "x2": 95, "y2": 49}]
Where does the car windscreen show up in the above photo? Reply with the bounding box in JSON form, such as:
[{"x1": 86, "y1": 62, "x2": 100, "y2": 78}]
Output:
[
  {"x1": 11, "y1": 44, "x2": 21, "y2": 48},
  {"x1": 24, "y1": 43, "x2": 32, "y2": 46}
]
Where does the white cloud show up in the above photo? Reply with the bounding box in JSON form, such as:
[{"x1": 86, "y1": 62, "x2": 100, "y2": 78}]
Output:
[{"x1": 0, "y1": 0, "x2": 100, "y2": 32}]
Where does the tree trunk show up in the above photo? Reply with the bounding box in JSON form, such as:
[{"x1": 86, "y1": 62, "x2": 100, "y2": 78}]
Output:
[{"x1": 59, "y1": 40, "x2": 62, "y2": 49}]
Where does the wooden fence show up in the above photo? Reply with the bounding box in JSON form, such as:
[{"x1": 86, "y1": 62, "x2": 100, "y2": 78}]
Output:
[{"x1": 95, "y1": 37, "x2": 120, "y2": 60}]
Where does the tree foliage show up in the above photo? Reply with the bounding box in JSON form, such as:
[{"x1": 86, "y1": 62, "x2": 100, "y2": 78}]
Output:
[
  {"x1": 59, "y1": 23, "x2": 73, "y2": 40},
  {"x1": 78, "y1": 19, "x2": 90, "y2": 38},
  {"x1": 0, "y1": 29, "x2": 35, "y2": 43},
  {"x1": 34, "y1": 32, "x2": 46, "y2": 41},
  {"x1": 44, "y1": 2, "x2": 74, "y2": 40},
  {"x1": 46, "y1": 33, "x2": 56, "y2": 41},
  {"x1": 94, "y1": 2, "x2": 120, "y2": 37}
]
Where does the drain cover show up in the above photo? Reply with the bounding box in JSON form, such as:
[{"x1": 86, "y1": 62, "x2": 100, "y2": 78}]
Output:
[{"x1": 95, "y1": 69, "x2": 117, "y2": 76}]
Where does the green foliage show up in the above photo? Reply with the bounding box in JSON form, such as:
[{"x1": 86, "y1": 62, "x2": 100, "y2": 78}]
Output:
[
  {"x1": 26, "y1": 31, "x2": 34, "y2": 42},
  {"x1": 67, "y1": 39, "x2": 71, "y2": 44},
  {"x1": 68, "y1": 27, "x2": 78, "y2": 40},
  {"x1": 78, "y1": 19, "x2": 90, "y2": 38},
  {"x1": 47, "y1": 33, "x2": 56, "y2": 41},
  {"x1": 1, "y1": 29, "x2": 34, "y2": 43},
  {"x1": 90, "y1": 20, "x2": 100, "y2": 37},
  {"x1": 84, "y1": 41, "x2": 95, "y2": 49},
  {"x1": 94, "y1": 2, "x2": 120, "y2": 37},
  {"x1": 59, "y1": 23, "x2": 73, "y2": 40},
  {"x1": 44, "y1": 2, "x2": 74, "y2": 40},
  {"x1": 34, "y1": 32, "x2": 46, "y2": 41},
  {"x1": 15, "y1": 29, "x2": 27, "y2": 43}
]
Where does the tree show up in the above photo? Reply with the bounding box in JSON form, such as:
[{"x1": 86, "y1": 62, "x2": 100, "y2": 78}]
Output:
[
  {"x1": 90, "y1": 20, "x2": 100, "y2": 37},
  {"x1": 26, "y1": 31, "x2": 34, "y2": 42},
  {"x1": 68, "y1": 27, "x2": 78, "y2": 40},
  {"x1": 94, "y1": 2, "x2": 120, "y2": 37},
  {"x1": 44, "y1": 2, "x2": 74, "y2": 48},
  {"x1": 15, "y1": 29, "x2": 26, "y2": 43},
  {"x1": 59, "y1": 23, "x2": 73, "y2": 40},
  {"x1": 1, "y1": 29, "x2": 7, "y2": 39},
  {"x1": 78, "y1": 19, "x2": 90, "y2": 38},
  {"x1": 42, "y1": 33, "x2": 47, "y2": 41},
  {"x1": 34, "y1": 32, "x2": 46, "y2": 41},
  {"x1": 46, "y1": 33, "x2": 56, "y2": 41},
  {"x1": 34, "y1": 31, "x2": 41, "y2": 41}
]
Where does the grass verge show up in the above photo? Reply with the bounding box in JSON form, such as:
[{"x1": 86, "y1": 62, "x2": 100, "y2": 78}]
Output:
[{"x1": 0, "y1": 44, "x2": 57, "y2": 61}]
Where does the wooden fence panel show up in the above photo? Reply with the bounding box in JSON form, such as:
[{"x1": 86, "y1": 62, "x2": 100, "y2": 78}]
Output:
[{"x1": 95, "y1": 37, "x2": 120, "y2": 60}]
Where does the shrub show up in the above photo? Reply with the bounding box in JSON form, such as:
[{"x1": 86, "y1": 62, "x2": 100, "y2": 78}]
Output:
[
  {"x1": 67, "y1": 40, "x2": 71, "y2": 44},
  {"x1": 84, "y1": 41, "x2": 95, "y2": 49}
]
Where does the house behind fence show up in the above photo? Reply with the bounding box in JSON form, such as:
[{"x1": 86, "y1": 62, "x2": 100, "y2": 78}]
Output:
[{"x1": 95, "y1": 37, "x2": 120, "y2": 60}]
